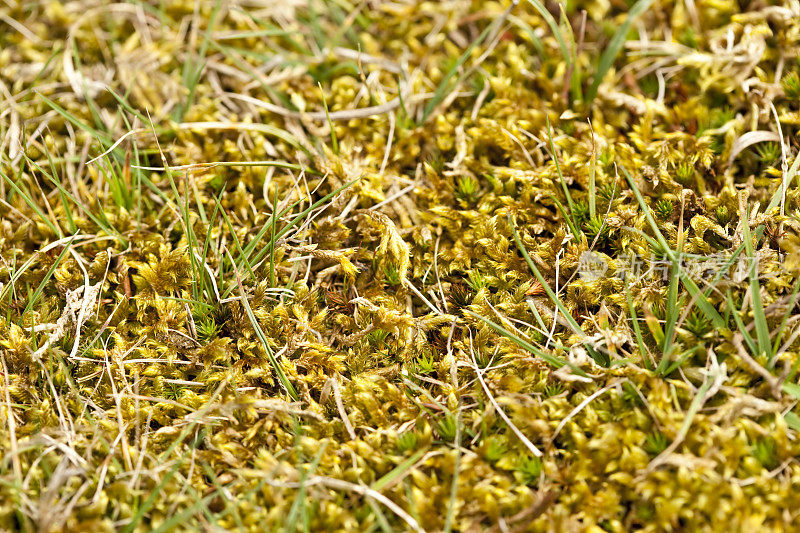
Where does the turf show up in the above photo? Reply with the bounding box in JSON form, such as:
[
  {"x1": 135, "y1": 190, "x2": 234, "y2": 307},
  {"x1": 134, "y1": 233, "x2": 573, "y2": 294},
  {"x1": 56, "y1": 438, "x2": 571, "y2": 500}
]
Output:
[{"x1": 1, "y1": 0, "x2": 800, "y2": 531}]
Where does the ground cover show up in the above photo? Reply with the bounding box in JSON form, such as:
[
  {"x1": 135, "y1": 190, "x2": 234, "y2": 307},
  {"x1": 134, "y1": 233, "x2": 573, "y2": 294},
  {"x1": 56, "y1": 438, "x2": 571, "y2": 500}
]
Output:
[{"x1": 1, "y1": 0, "x2": 800, "y2": 530}]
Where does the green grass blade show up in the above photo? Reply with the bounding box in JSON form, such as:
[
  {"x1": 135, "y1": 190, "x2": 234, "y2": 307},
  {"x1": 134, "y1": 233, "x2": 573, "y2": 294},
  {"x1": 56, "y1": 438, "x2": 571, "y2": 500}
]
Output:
[
  {"x1": 23, "y1": 236, "x2": 75, "y2": 315},
  {"x1": 225, "y1": 249, "x2": 299, "y2": 400},
  {"x1": 104, "y1": 85, "x2": 150, "y2": 125},
  {"x1": 175, "y1": 0, "x2": 222, "y2": 122},
  {"x1": 624, "y1": 282, "x2": 652, "y2": 370},
  {"x1": 176, "y1": 121, "x2": 313, "y2": 160},
  {"x1": 558, "y1": 4, "x2": 583, "y2": 102},
  {"x1": 22, "y1": 44, "x2": 63, "y2": 95},
  {"x1": 319, "y1": 82, "x2": 338, "y2": 155},
  {"x1": 525, "y1": 0, "x2": 571, "y2": 65},
  {"x1": 284, "y1": 443, "x2": 328, "y2": 533},
  {"x1": 658, "y1": 261, "x2": 682, "y2": 374},
  {"x1": 223, "y1": 177, "x2": 361, "y2": 298},
  {"x1": 0, "y1": 167, "x2": 60, "y2": 237},
  {"x1": 371, "y1": 448, "x2": 427, "y2": 492},
  {"x1": 442, "y1": 408, "x2": 461, "y2": 533},
  {"x1": 41, "y1": 138, "x2": 76, "y2": 233},
  {"x1": 549, "y1": 195, "x2": 581, "y2": 242},
  {"x1": 526, "y1": 299, "x2": 549, "y2": 335},
  {"x1": 421, "y1": 4, "x2": 512, "y2": 122},
  {"x1": 589, "y1": 137, "x2": 597, "y2": 219},
  {"x1": 133, "y1": 160, "x2": 321, "y2": 176},
  {"x1": 216, "y1": 197, "x2": 259, "y2": 292},
  {"x1": 782, "y1": 381, "x2": 800, "y2": 401},
  {"x1": 269, "y1": 183, "x2": 279, "y2": 287},
  {"x1": 621, "y1": 166, "x2": 726, "y2": 329},
  {"x1": 122, "y1": 454, "x2": 189, "y2": 533},
  {"x1": 466, "y1": 310, "x2": 587, "y2": 376},
  {"x1": 785, "y1": 412, "x2": 800, "y2": 431},
  {"x1": 741, "y1": 204, "x2": 772, "y2": 361},
  {"x1": 546, "y1": 118, "x2": 578, "y2": 230},
  {"x1": 772, "y1": 277, "x2": 800, "y2": 356},
  {"x1": 508, "y1": 215, "x2": 584, "y2": 334},
  {"x1": 727, "y1": 291, "x2": 757, "y2": 357},
  {"x1": 508, "y1": 15, "x2": 544, "y2": 56},
  {"x1": 31, "y1": 157, "x2": 127, "y2": 246},
  {"x1": 585, "y1": 0, "x2": 656, "y2": 103},
  {"x1": 36, "y1": 91, "x2": 112, "y2": 144},
  {"x1": 663, "y1": 345, "x2": 703, "y2": 377}
]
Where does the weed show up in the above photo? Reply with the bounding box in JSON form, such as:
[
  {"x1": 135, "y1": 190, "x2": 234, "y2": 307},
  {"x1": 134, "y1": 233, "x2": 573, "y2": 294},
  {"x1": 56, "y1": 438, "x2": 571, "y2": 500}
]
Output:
[
  {"x1": 683, "y1": 309, "x2": 711, "y2": 339},
  {"x1": 544, "y1": 382, "x2": 564, "y2": 397},
  {"x1": 196, "y1": 314, "x2": 221, "y2": 342},
  {"x1": 482, "y1": 436, "x2": 508, "y2": 463},
  {"x1": 573, "y1": 200, "x2": 591, "y2": 225},
  {"x1": 448, "y1": 281, "x2": 474, "y2": 308},
  {"x1": 597, "y1": 182, "x2": 617, "y2": 204},
  {"x1": 466, "y1": 270, "x2": 485, "y2": 291},
  {"x1": 583, "y1": 215, "x2": 611, "y2": 243},
  {"x1": 715, "y1": 205, "x2": 732, "y2": 226}
]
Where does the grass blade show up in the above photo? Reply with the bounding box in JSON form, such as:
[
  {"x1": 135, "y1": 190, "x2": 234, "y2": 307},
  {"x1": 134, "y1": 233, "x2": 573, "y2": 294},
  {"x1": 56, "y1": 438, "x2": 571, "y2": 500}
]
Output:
[
  {"x1": 624, "y1": 282, "x2": 652, "y2": 370},
  {"x1": 741, "y1": 203, "x2": 772, "y2": 361},
  {"x1": 525, "y1": 0, "x2": 571, "y2": 65},
  {"x1": 223, "y1": 177, "x2": 361, "y2": 299},
  {"x1": 371, "y1": 448, "x2": 427, "y2": 492},
  {"x1": 620, "y1": 166, "x2": 725, "y2": 329},
  {"x1": 657, "y1": 261, "x2": 682, "y2": 374},
  {"x1": 546, "y1": 118, "x2": 578, "y2": 233},
  {"x1": 466, "y1": 310, "x2": 587, "y2": 377},
  {"x1": 0, "y1": 167, "x2": 60, "y2": 237},
  {"x1": 319, "y1": 82, "x2": 338, "y2": 155},
  {"x1": 225, "y1": 249, "x2": 299, "y2": 400},
  {"x1": 772, "y1": 277, "x2": 800, "y2": 357},
  {"x1": 585, "y1": 0, "x2": 656, "y2": 103},
  {"x1": 508, "y1": 215, "x2": 584, "y2": 334},
  {"x1": 23, "y1": 235, "x2": 76, "y2": 315},
  {"x1": 549, "y1": 195, "x2": 581, "y2": 242},
  {"x1": 421, "y1": 3, "x2": 514, "y2": 122},
  {"x1": 727, "y1": 291, "x2": 757, "y2": 357}
]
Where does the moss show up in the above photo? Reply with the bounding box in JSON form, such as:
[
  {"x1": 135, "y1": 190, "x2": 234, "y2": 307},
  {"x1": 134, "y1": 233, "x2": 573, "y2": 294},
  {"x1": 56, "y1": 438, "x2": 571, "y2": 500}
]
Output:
[{"x1": 1, "y1": 0, "x2": 800, "y2": 531}]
